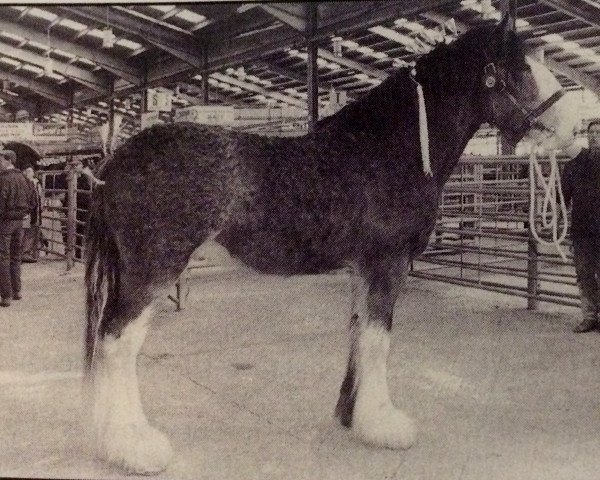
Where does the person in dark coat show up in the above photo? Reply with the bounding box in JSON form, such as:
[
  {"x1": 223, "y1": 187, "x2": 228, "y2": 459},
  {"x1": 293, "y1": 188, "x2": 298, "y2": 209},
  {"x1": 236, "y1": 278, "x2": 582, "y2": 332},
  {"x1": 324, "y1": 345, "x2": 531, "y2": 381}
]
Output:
[
  {"x1": 21, "y1": 165, "x2": 43, "y2": 262},
  {"x1": 561, "y1": 120, "x2": 600, "y2": 332},
  {"x1": 0, "y1": 150, "x2": 36, "y2": 306}
]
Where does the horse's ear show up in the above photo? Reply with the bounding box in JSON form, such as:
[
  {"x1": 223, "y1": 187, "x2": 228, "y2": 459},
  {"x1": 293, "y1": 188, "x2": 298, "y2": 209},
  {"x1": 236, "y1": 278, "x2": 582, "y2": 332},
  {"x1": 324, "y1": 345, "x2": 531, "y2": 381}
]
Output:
[{"x1": 492, "y1": 12, "x2": 515, "y2": 57}]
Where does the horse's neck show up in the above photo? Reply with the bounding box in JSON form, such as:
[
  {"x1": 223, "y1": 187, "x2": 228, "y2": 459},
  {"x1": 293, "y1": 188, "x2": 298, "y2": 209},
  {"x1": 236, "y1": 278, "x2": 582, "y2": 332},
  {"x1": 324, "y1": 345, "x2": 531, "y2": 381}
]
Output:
[{"x1": 426, "y1": 90, "x2": 483, "y2": 184}]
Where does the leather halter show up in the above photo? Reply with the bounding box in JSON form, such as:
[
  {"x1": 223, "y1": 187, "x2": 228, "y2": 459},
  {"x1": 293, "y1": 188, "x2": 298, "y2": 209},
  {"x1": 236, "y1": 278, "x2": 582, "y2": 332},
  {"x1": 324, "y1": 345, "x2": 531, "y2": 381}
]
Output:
[{"x1": 483, "y1": 61, "x2": 566, "y2": 137}]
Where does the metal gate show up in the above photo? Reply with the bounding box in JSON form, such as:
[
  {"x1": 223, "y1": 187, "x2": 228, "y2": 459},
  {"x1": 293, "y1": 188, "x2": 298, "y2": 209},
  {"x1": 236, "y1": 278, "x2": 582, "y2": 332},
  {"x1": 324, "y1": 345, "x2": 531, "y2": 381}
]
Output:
[
  {"x1": 38, "y1": 169, "x2": 92, "y2": 269},
  {"x1": 410, "y1": 154, "x2": 578, "y2": 310}
]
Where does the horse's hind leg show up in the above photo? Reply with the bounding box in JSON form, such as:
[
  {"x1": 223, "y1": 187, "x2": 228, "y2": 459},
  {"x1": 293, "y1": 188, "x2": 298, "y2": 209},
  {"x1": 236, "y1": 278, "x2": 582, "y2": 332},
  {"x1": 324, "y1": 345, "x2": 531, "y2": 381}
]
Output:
[
  {"x1": 335, "y1": 254, "x2": 416, "y2": 449},
  {"x1": 90, "y1": 278, "x2": 173, "y2": 474}
]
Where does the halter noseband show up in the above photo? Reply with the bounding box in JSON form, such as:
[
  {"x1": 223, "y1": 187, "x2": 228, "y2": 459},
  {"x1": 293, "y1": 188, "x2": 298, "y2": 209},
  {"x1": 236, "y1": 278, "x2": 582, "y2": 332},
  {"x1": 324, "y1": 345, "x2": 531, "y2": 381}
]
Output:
[{"x1": 483, "y1": 61, "x2": 566, "y2": 137}]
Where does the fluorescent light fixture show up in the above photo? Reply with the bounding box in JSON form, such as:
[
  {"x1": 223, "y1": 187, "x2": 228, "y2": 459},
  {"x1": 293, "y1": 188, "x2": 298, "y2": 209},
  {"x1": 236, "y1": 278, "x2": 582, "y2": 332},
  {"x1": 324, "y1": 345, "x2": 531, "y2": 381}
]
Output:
[
  {"x1": 87, "y1": 29, "x2": 106, "y2": 39},
  {"x1": 372, "y1": 51, "x2": 389, "y2": 59},
  {"x1": 47, "y1": 72, "x2": 65, "y2": 81},
  {"x1": 0, "y1": 31, "x2": 26, "y2": 43},
  {"x1": 341, "y1": 40, "x2": 359, "y2": 49},
  {"x1": 561, "y1": 41, "x2": 580, "y2": 51},
  {"x1": 0, "y1": 57, "x2": 22, "y2": 67},
  {"x1": 22, "y1": 64, "x2": 44, "y2": 74},
  {"x1": 116, "y1": 39, "x2": 142, "y2": 50},
  {"x1": 77, "y1": 58, "x2": 97, "y2": 67},
  {"x1": 27, "y1": 40, "x2": 50, "y2": 51},
  {"x1": 516, "y1": 19, "x2": 530, "y2": 28},
  {"x1": 576, "y1": 48, "x2": 598, "y2": 58},
  {"x1": 59, "y1": 18, "x2": 87, "y2": 32},
  {"x1": 357, "y1": 46, "x2": 375, "y2": 55},
  {"x1": 28, "y1": 8, "x2": 58, "y2": 22},
  {"x1": 540, "y1": 33, "x2": 563, "y2": 43},
  {"x1": 368, "y1": 26, "x2": 420, "y2": 51},
  {"x1": 53, "y1": 48, "x2": 76, "y2": 59},
  {"x1": 149, "y1": 4, "x2": 176, "y2": 13},
  {"x1": 394, "y1": 18, "x2": 425, "y2": 33},
  {"x1": 175, "y1": 10, "x2": 206, "y2": 23}
]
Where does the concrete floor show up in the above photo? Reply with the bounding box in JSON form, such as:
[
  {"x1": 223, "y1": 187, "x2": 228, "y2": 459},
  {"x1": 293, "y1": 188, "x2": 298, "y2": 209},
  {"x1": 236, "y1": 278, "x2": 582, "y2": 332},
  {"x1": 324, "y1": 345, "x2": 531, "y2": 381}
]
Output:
[{"x1": 1, "y1": 260, "x2": 598, "y2": 480}]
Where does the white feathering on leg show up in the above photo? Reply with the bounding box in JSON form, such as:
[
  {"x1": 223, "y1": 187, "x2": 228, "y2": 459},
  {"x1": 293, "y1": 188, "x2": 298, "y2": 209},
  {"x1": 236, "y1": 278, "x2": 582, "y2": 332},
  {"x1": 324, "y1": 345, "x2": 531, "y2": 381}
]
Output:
[
  {"x1": 92, "y1": 307, "x2": 172, "y2": 474},
  {"x1": 352, "y1": 324, "x2": 416, "y2": 449}
]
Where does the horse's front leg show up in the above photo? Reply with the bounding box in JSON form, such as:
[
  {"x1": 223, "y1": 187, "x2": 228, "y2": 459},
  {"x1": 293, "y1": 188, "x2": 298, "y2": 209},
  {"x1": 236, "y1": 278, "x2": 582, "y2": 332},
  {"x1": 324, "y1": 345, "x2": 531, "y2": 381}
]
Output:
[{"x1": 335, "y1": 255, "x2": 416, "y2": 449}]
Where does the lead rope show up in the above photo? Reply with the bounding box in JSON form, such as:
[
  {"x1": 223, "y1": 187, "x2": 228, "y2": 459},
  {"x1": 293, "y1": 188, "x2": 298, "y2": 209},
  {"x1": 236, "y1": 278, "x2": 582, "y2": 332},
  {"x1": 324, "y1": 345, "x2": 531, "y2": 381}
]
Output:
[{"x1": 528, "y1": 147, "x2": 569, "y2": 262}]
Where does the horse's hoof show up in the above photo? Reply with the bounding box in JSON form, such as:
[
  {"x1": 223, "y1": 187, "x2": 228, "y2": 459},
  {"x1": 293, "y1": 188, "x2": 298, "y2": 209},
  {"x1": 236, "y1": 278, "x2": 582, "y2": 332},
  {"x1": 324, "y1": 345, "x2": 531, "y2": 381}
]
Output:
[
  {"x1": 98, "y1": 423, "x2": 173, "y2": 475},
  {"x1": 353, "y1": 407, "x2": 417, "y2": 450}
]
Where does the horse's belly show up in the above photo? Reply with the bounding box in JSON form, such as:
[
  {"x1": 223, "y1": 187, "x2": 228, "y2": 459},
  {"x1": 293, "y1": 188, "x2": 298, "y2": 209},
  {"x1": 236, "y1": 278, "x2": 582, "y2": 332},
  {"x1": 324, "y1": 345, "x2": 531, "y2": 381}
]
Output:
[{"x1": 214, "y1": 224, "x2": 344, "y2": 275}]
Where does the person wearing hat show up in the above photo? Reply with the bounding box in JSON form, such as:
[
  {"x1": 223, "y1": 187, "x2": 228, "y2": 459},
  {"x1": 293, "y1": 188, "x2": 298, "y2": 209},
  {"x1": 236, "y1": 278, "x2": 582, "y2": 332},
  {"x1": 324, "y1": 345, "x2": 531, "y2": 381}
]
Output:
[
  {"x1": 561, "y1": 119, "x2": 600, "y2": 332},
  {"x1": 0, "y1": 150, "x2": 37, "y2": 307}
]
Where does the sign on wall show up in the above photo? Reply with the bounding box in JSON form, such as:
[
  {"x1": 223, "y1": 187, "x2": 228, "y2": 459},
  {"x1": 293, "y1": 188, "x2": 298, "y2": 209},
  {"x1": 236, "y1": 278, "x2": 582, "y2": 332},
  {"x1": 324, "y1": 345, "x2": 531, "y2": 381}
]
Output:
[{"x1": 146, "y1": 89, "x2": 173, "y2": 112}]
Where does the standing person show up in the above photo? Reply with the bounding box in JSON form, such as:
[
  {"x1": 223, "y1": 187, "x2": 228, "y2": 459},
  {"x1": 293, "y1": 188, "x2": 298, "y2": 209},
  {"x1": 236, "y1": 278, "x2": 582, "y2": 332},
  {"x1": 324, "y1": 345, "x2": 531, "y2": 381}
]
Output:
[
  {"x1": 21, "y1": 165, "x2": 42, "y2": 262},
  {"x1": 561, "y1": 120, "x2": 600, "y2": 332},
  {"x1": 0, "y1": 151, "x2": 36, "y2": 307}
]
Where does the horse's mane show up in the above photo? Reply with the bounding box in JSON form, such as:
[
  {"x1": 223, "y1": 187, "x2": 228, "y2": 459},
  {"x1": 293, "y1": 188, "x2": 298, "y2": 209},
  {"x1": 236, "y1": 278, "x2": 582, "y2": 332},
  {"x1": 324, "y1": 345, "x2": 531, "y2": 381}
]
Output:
[{"x1": 316, "y1": 23, "x2": 527, "y2": 135}]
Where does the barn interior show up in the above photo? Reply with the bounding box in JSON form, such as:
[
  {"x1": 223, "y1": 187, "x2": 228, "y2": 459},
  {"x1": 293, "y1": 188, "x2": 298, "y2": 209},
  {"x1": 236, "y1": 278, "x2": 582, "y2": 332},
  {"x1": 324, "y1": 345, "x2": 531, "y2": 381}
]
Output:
[{"x1": 0, "y1": 1, "x2": 599, "y2": 479}]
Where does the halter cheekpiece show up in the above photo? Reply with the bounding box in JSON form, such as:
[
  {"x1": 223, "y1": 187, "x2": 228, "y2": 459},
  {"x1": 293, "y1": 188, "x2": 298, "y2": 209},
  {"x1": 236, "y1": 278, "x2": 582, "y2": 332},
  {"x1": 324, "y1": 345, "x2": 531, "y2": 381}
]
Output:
[{"x1": 483, "y1": 61, "x2": 566, "y2": 137}]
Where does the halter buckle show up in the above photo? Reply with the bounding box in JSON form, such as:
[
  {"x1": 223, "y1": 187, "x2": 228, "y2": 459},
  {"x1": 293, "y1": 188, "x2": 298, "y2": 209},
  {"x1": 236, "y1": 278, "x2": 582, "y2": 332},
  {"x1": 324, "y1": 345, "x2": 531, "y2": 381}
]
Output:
[{"x1": 483, "y1": 63, "x2": 499, "y2": 90}]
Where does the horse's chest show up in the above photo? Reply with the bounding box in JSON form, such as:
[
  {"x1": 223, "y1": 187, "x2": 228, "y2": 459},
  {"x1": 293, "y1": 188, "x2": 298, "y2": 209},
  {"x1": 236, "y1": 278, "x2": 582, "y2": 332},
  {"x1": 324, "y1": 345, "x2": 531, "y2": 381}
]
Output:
[{"x1": 364, "y1": 179, "x2": 440, "y2": 236}]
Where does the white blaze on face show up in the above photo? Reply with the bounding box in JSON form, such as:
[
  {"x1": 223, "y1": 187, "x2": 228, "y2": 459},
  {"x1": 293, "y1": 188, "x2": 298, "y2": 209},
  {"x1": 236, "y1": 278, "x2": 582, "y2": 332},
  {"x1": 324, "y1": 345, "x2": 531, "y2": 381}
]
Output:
[{"x1": 524, "y1": 57, "x2": 580, "y2": 151}]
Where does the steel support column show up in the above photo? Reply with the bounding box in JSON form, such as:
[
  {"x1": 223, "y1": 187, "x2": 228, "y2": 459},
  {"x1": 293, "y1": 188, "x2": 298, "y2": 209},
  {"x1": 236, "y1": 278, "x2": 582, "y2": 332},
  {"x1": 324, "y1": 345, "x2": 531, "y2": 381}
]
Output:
[{"x1": 306, "y1": 4, "x2": 319, "y2": 133}]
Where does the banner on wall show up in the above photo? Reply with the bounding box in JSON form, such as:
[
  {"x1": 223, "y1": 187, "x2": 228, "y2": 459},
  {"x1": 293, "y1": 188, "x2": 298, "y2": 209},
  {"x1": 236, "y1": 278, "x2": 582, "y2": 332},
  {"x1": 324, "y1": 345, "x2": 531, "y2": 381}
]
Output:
[
  {"x1": 0, "y1": 122, "x2": 33, "y2": 140},
  {"x1": 140, "y1": 111, "x2": 162, "y2": 129},
  {"x1": 0, "y1": 122, "x2": 80, "y2": 143}
]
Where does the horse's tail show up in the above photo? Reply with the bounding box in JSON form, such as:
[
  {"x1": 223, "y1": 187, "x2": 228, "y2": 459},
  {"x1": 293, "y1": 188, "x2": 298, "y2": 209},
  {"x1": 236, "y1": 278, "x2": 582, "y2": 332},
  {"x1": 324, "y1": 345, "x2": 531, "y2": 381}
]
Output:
[{"x1": 84, "y1": 187, "x2": 119, "y2": 374}]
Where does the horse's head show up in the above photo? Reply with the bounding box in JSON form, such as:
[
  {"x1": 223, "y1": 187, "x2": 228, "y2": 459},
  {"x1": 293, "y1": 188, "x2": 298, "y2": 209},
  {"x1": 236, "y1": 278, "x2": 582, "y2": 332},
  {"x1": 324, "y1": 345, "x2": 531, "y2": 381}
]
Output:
[{"x1": 478, "y1": 16, "x2": 579, "y2": 150}]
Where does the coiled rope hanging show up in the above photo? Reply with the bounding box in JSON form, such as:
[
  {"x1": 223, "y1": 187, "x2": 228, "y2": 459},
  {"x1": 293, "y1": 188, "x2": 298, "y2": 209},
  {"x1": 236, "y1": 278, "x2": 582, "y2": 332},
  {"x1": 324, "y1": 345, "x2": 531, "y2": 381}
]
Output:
[{"x1": 528, "y1": 148, "x2": 569, "y2": 262}]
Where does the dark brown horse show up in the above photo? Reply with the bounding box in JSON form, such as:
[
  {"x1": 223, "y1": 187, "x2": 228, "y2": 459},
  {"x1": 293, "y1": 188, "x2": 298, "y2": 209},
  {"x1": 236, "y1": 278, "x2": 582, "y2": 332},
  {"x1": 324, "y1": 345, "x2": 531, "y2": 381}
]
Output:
[{"x1": 84, "y1": 17, "x2": 579, "y2": 474}]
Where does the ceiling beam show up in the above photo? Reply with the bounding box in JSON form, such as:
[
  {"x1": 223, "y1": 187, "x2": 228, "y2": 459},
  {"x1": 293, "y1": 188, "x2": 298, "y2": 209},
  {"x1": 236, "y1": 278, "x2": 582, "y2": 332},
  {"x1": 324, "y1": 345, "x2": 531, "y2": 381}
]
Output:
[
  {"x1": 0, "y1": 14, "x2": 141, "y2": 85},
  {"x1": 0, "y1": 41, "x2": 109, "y2": 93},
  {"x1": 545, "y1": 57, "x2": 600, "y2": 96},
  {"x1": 0, "y1": 68, "x2": 69, "y2": 106},
  {"x1": 317, "y1": 48, "x2": 389, "y2": 80},
  {"x1": 211, "y1": 72, "x2": 307, "y2": 107},
  {"x1": 314, "y1": 0, "x2": 457, "y2": 41},
  {"x1": 0, "y1": 91, "x2": 36, "y2": 112},
  {"x1": 258, "y1": 4, "x2": 306, "y2": 31},
  {"x1": 539, "y1": 0, "x2": 600, "y2": 29},
  {"x1": 56, "y1": 6, "x2": 204, "y2": 68},
  {"x1": 254, "y1": 60, "x2": 358, "y2": 100},
  {"x1": 177, "y1": 84, "x2": 252, "y2": 106},
  {"x1": 186, "y1": 4, "x2": 240, "y2": 32}
]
